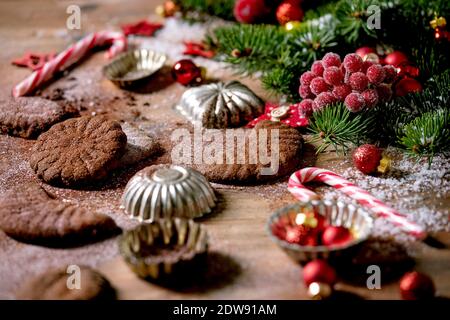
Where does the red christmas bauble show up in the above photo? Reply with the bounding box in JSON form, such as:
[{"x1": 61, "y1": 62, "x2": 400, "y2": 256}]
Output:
[
  {"x1": 233, "y1": 0, "x2": 270, "y2": 24},
  {"x1": 384, "y1": 51, "x2": 409, "y2": 67},
  {"x1": 172, "y1": 59, "x2": 203, "y2": 86},
  {"x1": 395, "y1": 77, "x2": 423, "y2": 97},
  {"x1": 355, "y1": 46, "x2": 376, "y2": 60},
  {"x1": 276, "y1": 1, "x2": 304, "y2": 25},
  {"x1": 400, "y1": 271, "x2": 435, "y2": 300},
  {"x1": 352, "y1": 144, "x2": 382, "y2": 175},
  {"x1": 396, "y1": 62, "x2": 420, "y2": 78},
  {"x1": 321, "y1": 226, "x2": 353, "y2": 247},
  {"x1": 303, "y1": 259, "x2": 337, "y2": 286}
]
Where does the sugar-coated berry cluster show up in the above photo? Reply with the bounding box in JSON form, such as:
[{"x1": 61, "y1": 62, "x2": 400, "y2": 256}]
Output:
[{"x1": 298, "y1": 52, "x2": 397, "y2": 113}]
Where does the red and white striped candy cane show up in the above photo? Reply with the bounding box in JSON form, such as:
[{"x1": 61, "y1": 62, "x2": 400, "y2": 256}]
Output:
[
  {"x1": 288, "y1": 167, "x2": 426, "y2": 239},
  {"x1": 12, "y1": 30, "x2": 127, "y2": 97}
]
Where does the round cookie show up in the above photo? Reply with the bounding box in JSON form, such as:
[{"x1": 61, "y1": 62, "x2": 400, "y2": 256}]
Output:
[
  {"x1": 172, "y1": 120, "x2": 303, "y2": 184},
  {"x1": 30, "y1": 116, "x2": 127, "y2": 187},
  {"x1": 0, "y1": 97, "x2": 77, "y2": 139},
  {"x1": 16, "y1": 266, "x2": 116, "y2": 300},
  {"x1": 0, "y1": 182, "x2": 120, "y2": 247}
]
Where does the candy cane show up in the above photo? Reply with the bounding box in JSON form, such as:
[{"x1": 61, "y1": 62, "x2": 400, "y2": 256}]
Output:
[
  {"x1": 288, "y1": 167, "x2": 426, "y2": 239},
  {"x1": 12, "y1": 30, "x2": 127, "y2": 97}
]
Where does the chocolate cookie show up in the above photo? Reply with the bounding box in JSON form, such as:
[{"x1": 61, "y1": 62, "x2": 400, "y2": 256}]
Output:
[
  {"x1": 172, "y1": 120, "x2": 303, "y2": 183},
  {"x1": 16, "y1": 266, "x2": 116, "y2": 300},
  {"x1": 0, "y1": 97, "x2": 77, "y2": 139},
  {"x1": 118, "y1": 122, "x2": 159, "y2": 167},
  {"x1": 30, "y1": 116, "x2": 127, "y2": 187},
  {"x1": 0, "y1": 182, "x2": 120, "y2": 246}
]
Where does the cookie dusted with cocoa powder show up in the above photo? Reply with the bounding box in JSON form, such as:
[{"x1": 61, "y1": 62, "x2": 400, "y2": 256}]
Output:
[
  {"x1": 0, "y1": 97, "x2": 77, "y2": 139},
  {"x1": 172, "y1": 120, "x2": 303, "y2": 184},
  {"x1": 0, "y1": 183, "x2": 120, "y2": 247},
  {"x1": 16, "y1": 266, "x2": 116, "y2": 300},
  {"x1": 30, "y1": 116, "x2": 127, "y2": 188}
]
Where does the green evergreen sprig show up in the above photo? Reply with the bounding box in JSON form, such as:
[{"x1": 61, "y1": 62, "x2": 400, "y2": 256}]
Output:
[
  {"x1": 174, "y1": 0, "x2": 236, "y2": 21},
  {"x1": 335, "y1": 0, "x2": 388, "y2": 44},
  {"x1": 308, "y1": 104, "x2": 375, "y2": 154},
  {"x1": 374, "y1": 70, "x2": 450, "y2": 143},
  {"x1": 399, "y1": 109, "x2": 450, "y2": 166}
]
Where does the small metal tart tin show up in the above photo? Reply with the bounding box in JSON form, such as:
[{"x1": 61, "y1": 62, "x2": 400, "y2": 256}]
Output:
[
  {"x1": 102, "y1": 49, "x2": 167, "y2": 87},
  {"x1": 267, "y1": 200, "x2": 373, "y2": 265},
  {"x1": 122, "y1": 165, "x2": 217, "y2": 222},
  {"x1": 175, "y1": 80, "x2": 265, "y2": 128},
  {"x1": 119, "y1": 218, "x2": 208, "y2": 280}
]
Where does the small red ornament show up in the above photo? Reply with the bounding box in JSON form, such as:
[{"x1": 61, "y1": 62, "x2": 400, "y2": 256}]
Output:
[
  {"x1": 396, "y1": 62, "x2": 420, "y2": 78},
  {"x1": 234, "y1": 0, "x2": 270, "y2": 24},
  {"x1": 352, "y1": 144, "x2": 383, "y2": 175},
  {"x1": 172, "y1": 59, "x2": 203, "y2": 86},
  {"x1": 400, "y1": 271, "x2": 435, "y2": 300},
  {"x1": 12, "y1": 52, "x2": 56, "y2": 71},
  {"x1": 355, "y1": 46, "x2": 376, "y2": 60},
  {"x1": 321, "y1": 226, "x2": 353, "y2": 247},
  {"x1": 276, "y1": 1, "x2": 304, "y2": 26},
  {"x1": 121, "y1": 20, "x2": 163, "y2": 37},
  {"x1": 384, "y1": 51, "x2": 409, "y2": 67},
  {"x1": 303, "y1": 259, "x2": 337, "y2": 287},
  {"x1": 395, "y1": 77, "x2": 423, "y2": 97},
  {"x1": 183, "y1": 42, "x2": 215, "y2": 59}
]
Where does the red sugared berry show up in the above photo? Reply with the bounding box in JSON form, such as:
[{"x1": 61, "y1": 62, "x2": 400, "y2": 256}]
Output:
[
  {"x1": 314, "y1": 92, "x2": 335, "y2": 110},
  {"x1": 310, "y1": 77, "x2": 329, "y2": 95},
  {"x1": 300, "y1": 71, "x2": 316, "y2": 86},
  {"x1": 366, "y1": 64, "x2": 386, "y2": 85},
  {"x1": 376, "y1": 84, "x2": 393, "y2": 102},
  {"x1": 311, "y1": 60, "x2": 325, "y2": 76},
  {"x1": 332, "y1": 84, "x2": 352, "y2": 102},
  {"x1": 383, "y1": 65, "x2": 397, "y2": 83},
  {"x1": 362, "y1": 89, "x2": 379, "y2": 108},
  {"x1": 322, "y1": 53, "x2": 341, "y2": 68},
  {"x1": 323, "y1": 66, "x2": 343, "y2": 86},
  {"x1": 348, "y1": 72, "x2": 369, "y2": 92},
  {"x1": 298, "y1": 99, "x2": 315, "y2": 117},
  {"x1": 299, "y1": 84, "x2": 314, "y2": 99},
  {"x1": 344, "y1": 92, "x2": 365, "y2": 112},
  {"x1": 343, "y1": 53, "x2": 363, "y2": 73},
  {"x1": 361, "y1": 60, "x2": 374, "y2": 73}
]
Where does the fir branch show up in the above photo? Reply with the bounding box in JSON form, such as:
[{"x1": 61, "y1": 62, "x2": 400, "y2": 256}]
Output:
[
  {"x1": 373, "y1": 70, "x2": 450, "y2": 144},
  {"x1": 209, "y1": 24, "x2": 287, "y2": 74},
  {"x1": 399, "y1": 109, "x2": 450, "y2": 166},
  {"x1": 289, "y1": 17, "x2": 338, "y2": 65},
  {"x1": 174, "y1": 0, "x2": 236, "y2": 21},
  {"x1": 308, "y1": 103, "x2": 375, "y2": 154},
  {"x1": 335, "y1": 0, "x2": 387, "y2": 44}
]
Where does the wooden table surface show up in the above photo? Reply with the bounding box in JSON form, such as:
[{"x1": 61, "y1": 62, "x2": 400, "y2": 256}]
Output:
[{"x1": 0, "y1": 0, "x2": 449, "y2": 300}]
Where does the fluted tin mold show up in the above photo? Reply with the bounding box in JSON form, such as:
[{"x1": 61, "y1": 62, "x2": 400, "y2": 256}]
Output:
[
  {"x1": 175, "y1": 81, "x2": 265, "y2": 128},
  {"x1": 122, "y1": 165, "x2": 217, "y2": 222},
  {"x1": 102, "y1": 49, "x2": 167, "y2": 87},
  {"x1": 118, "y1": 218, "x2": 208, "y2": 280}
]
